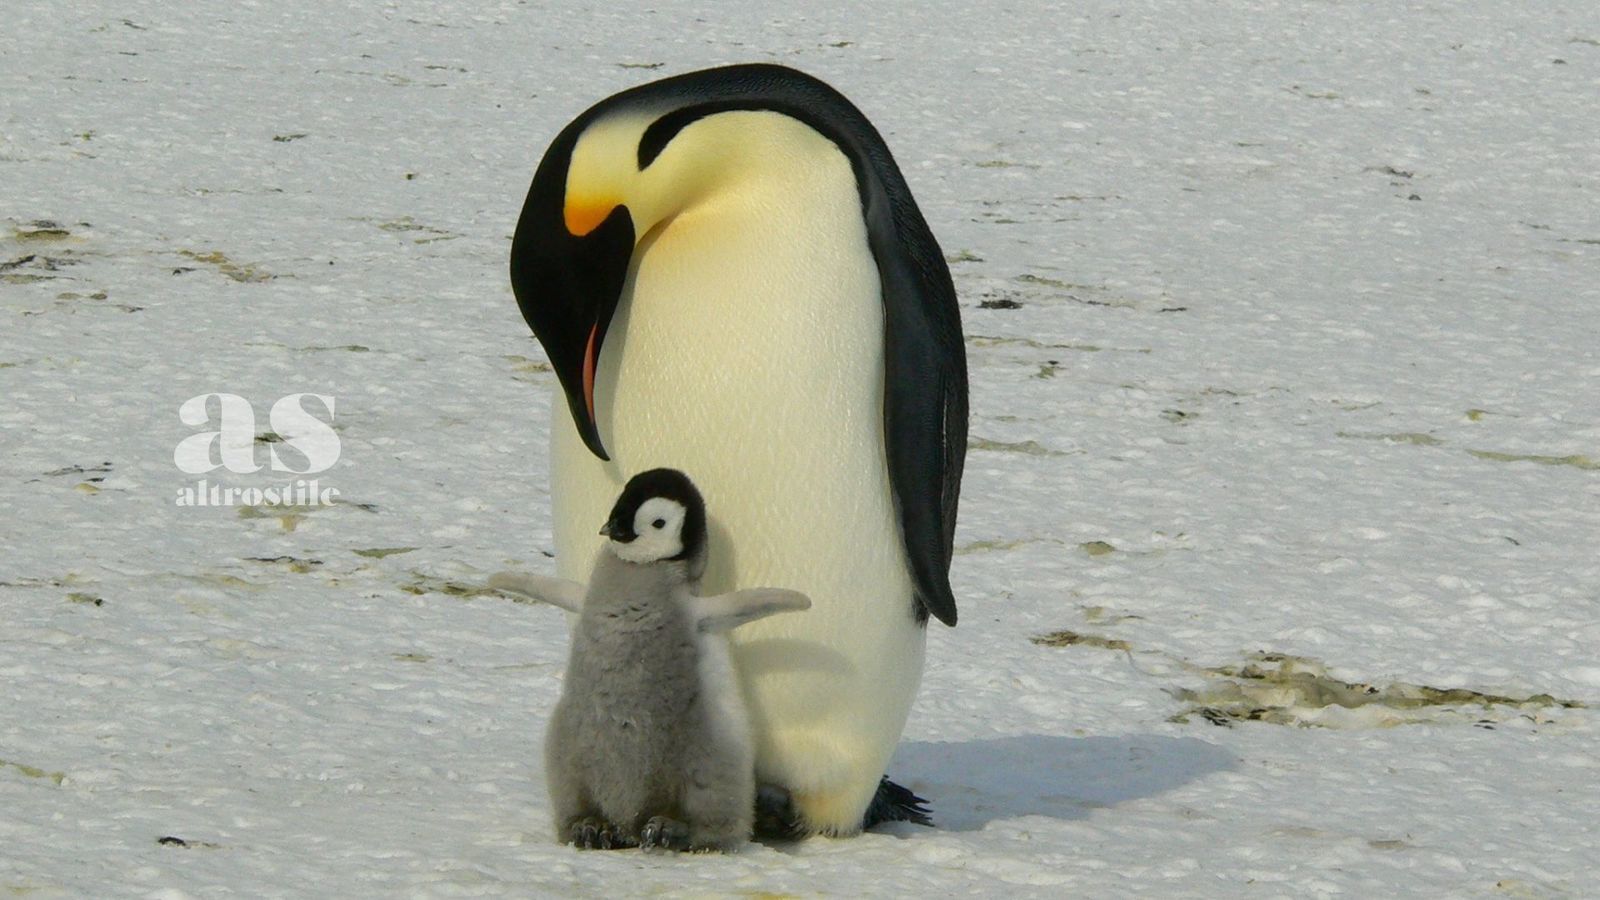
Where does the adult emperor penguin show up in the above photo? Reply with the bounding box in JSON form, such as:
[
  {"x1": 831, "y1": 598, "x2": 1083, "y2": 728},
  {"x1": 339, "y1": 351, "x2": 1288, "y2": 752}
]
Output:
[{"x1": 508, "y1": 63, "x2": 967, "y2": 837}]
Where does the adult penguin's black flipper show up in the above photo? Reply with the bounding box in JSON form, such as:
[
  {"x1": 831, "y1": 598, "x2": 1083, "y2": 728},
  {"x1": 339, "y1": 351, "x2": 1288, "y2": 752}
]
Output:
[
  {"x1": 864, "y1": 169, "x2": 968, "y2": 628},
  {"x1": 619, "y1": 64, "x2": 972, "y2": 627}
]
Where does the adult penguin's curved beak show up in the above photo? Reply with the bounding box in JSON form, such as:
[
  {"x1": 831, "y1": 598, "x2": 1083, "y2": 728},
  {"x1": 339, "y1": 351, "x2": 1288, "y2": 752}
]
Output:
[{"x1": 509, "y1": 146, "x2": 636, "y2": 462}]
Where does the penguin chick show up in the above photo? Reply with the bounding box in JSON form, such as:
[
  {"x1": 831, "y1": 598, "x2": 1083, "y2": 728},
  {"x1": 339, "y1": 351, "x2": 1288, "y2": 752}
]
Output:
[{"x1": 491, "y1": 468, "x2": 809, "y2": 851}]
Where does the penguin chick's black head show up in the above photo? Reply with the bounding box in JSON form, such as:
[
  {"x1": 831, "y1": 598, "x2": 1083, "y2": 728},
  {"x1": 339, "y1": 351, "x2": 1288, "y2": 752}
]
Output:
[{"x1": 601, "y1": 468, "x2": 707, "y2": 564}]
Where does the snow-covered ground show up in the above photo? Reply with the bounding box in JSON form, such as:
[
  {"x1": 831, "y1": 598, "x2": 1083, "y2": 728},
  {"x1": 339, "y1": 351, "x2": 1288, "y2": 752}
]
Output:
[{"x1": 4, "y1": 1, "x2": 1597, "y2": 896}]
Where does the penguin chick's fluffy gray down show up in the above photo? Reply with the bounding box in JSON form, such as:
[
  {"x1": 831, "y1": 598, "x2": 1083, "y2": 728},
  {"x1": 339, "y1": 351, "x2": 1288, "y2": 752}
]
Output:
[{"x1": 490, "y1": 468, "x2": 810, "y2": 851}]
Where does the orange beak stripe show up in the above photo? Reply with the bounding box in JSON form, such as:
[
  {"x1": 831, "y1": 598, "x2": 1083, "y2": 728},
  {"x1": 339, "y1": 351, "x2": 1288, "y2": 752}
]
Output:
[
  {"x1": 564, "y1": 199, "x2": 616, "y2": 237},
  {"x1": 582, "y1": 322, "x2": 600, "y2": 424}
]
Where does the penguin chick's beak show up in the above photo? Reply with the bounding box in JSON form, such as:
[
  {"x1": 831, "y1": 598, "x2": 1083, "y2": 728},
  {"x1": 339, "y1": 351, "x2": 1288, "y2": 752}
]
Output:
[{"x1": 600, "y1": 518, "x2": 636, "y2": 543}]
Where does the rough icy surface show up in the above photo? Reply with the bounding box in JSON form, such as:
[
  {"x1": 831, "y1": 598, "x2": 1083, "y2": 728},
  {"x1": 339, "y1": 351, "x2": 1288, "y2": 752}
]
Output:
[{"x1": 3, "y1": 1, "x2": 1597, "y2": 896}]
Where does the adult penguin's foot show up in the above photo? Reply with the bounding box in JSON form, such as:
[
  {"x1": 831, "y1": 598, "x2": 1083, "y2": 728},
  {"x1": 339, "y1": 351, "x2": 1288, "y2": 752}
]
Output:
[
  {"x1": 753, "y1": 783, "x2": 806, "y2": 840},
  {"x1": 754, "y1": 777, "x2": 933, "y2": 839}
]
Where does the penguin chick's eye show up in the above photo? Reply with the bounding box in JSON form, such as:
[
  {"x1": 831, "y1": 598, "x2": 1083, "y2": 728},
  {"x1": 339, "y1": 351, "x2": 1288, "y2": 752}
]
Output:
[{"x1": 652, "y1": 518, "x2": 666, "y2": 530}]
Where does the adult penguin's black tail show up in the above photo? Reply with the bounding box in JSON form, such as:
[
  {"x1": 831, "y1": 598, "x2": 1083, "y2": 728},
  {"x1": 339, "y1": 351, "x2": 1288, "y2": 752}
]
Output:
[{"x1": 863, "y1": 776, "x2": 934, "y2": 829}]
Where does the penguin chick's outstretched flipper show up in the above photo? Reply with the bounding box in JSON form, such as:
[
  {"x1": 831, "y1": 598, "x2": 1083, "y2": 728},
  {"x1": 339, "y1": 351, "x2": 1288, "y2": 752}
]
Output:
[
  {"x1": 692, "y1": 589, "x2": 811, "y2": 633},
  {"x1": 488, "y1": 571, "x2": 587, "y2": 613},
  {"x1": 492, "y1": 575, "x2": 809, "y2": 633}
]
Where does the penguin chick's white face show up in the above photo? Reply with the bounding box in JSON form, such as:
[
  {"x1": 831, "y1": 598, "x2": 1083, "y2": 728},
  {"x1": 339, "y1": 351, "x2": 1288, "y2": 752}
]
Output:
[
  {"x1": 608, "y1": 496, "x2": 688, "y2": 564},
  {"x1": 601, "y1": 468, "x2": 708, "y2": 566}
]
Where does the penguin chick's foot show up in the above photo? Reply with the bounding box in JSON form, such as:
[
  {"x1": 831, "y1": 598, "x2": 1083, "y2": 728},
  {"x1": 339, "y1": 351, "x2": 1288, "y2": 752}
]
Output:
[
  {"x1": 569, "y1": 817, "x2": 632, "y2": 850},
  {"x1": 640, "y1": 815, "x2": 692, "y2": 851}
]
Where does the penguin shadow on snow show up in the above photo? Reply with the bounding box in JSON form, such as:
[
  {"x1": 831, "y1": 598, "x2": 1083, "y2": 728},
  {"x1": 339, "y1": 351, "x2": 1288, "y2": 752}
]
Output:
[{"x1": 891, "y1": 734, "x2": 1235, "y2": 832}]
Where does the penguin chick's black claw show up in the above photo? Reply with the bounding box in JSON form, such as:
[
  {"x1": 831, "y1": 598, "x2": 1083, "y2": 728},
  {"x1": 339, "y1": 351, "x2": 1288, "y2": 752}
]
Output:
[
  {"x1": 571, "y1": 820, "x2": 597, "y2": 848},
  {"x1": 863, "y1": 776, "x2": 934, "y2": 830},
  {"x1": 640, "y1": 815, "x2": 691, "y2": 851},
  {"x1": 570, "y1": 817, "x2": 628, "y2": 850}
]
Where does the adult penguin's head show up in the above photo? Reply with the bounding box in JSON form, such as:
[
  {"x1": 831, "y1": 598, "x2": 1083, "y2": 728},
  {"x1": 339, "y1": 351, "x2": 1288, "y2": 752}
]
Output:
[{"x1": 508, "y1": 64, "x2": 877, "y2": 461}]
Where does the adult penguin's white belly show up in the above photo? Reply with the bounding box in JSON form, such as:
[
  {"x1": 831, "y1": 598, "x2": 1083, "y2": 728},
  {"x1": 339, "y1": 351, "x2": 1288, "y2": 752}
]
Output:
[{"x1": 548, "y1": 119, "x2": 924, "y2": 834}]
